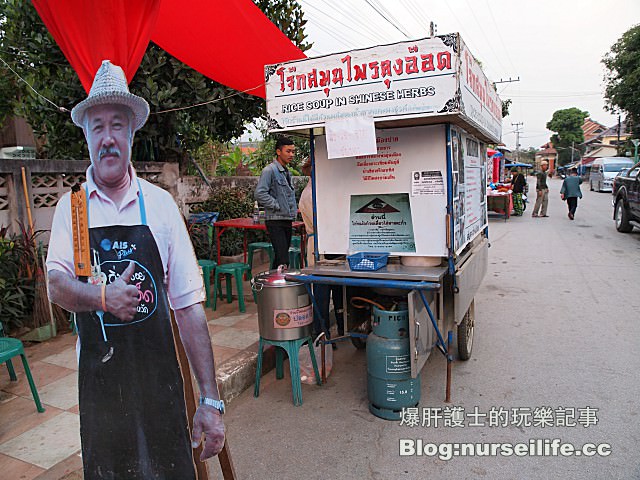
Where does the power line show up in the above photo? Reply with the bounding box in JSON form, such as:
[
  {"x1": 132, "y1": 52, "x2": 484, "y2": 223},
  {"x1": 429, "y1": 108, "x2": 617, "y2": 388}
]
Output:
[
  {"x1": 462, "y1": 0, "x2": 509, "y2": 75},
  {"x1": 369, "y1": 0, "x2": 414, "y2": 37},
  {"x1": 304, "y1": 12, "x2": 362, "y2": 49},
  {"x1": 363, "y1": 0, "x2": 411, "y2": 38},
  {"x1": 483, "y1": 0, "x2": 518, "y2": 74},
  {"x1": 407, "y1": 0, "x2": 432, "y2": 34},
  {"x1": 152, "y1": 82, "x2": 266, "y2": 115},
  {"x1": 398, "y1": 0, "x2": 429, "y2": 37},
  {"x1": 0, "y1": 55, "x2": 68, "y2": 113},
  {"x1": 300, "y1": 0, "x2": 381, "y2": 46}
]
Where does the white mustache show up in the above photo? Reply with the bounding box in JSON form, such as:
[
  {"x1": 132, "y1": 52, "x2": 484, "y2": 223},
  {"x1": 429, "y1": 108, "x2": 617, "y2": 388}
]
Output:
[{"x1": 99, "y1": 146, "x2": 120, "y2": 160}]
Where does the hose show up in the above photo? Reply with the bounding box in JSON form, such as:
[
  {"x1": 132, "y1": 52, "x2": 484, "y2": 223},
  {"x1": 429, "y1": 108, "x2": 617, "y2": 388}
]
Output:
[{"x1": 350, "y1": 296, "x2": 386, "y2": 311}]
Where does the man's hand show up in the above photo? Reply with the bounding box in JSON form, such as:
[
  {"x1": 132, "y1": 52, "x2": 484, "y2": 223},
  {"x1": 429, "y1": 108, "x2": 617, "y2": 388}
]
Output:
[
  {"x1": 106, "y1": 261, "x2": 139, "y2": 321},
  {"x1": 192, "y1": 405, "x2": 225, "y2": 460}
]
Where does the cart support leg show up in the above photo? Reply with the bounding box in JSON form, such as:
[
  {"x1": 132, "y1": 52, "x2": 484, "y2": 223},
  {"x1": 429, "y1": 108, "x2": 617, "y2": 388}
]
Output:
[
  {"x1": 446, "y1": 330, "x2": 453, "y2": 403},
  {"x1": 320, "y1": 335, "x2": 326, "y2": 384}
]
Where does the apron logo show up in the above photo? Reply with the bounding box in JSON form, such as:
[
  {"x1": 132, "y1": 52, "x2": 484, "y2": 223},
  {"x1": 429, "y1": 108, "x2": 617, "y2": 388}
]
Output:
[
  {"x1": 100, "y1": 238, "x2": 112, "y2": 251},
  {"x1": 100, "y1": 239, "x2": 138, "y2": 259},
  {"x1": 101, "y1": 259, "x2": 158, "y2": 324}
]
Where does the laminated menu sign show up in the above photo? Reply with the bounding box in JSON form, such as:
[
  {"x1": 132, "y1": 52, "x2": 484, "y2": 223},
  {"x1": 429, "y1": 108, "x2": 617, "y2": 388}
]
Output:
[
  {"x1": 411, "y1": 170, "x2": 444, "y2": 196},
  {"x1": 348, "y1": 193, "x2": 416, "y2": 252},
  {"x1": 451, "y1": 126, "x2": 487, "y2": 253},
  {"x1": 273, "y1": 305, "x2": 313, "y2": 329},
  {"x1": 325, "y1": 116, "x2": 377, "y2": 159}
]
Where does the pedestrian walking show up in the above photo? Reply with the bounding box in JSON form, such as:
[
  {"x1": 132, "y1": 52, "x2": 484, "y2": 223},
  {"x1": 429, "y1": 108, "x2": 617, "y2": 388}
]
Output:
[
  {"x1": 532, "y1": 160, "x2": 550, "y2": 217},
  {"x1": 255, "y1": 136, "x2": 298, "y2": 268},
  {"x1": 560, "y1": 168, "x2": 583, "y2": 220},
  {"x1": 510, "y1": 167, "x2": 526, "y2": 216}
]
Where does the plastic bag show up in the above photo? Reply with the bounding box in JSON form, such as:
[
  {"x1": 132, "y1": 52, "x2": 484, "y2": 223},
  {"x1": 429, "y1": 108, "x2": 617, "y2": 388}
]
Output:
[{"x1": 299, "y1": 339, "x2": 332, "y2": 385}]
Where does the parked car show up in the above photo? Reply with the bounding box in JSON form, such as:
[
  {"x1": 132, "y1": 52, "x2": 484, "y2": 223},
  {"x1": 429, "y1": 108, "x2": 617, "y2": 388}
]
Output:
[
  {"x1": 612, "y1": 161, "x2": 640, "y2": 233},
  {"x1": 590, "y1": 157, "x2": 635, "y2": 192},
  {"x1": 616, "y1": 168, "x2": 630, "y2": 178}
]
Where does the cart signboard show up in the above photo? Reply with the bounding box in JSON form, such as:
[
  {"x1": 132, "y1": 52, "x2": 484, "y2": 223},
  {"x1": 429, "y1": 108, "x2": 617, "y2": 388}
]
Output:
[
  {"x1": 348, "y1": 193, "x2": 416, "y2": 252},
  {"x1": 314, "y1": 124, "x2": 487, "y2": 257},
  {"x1": 315, "y1": 125, "x2": 448, "y2": 256},
  {"x1": 451, "y1": 126, "x2": 488, "y2": 254},
  {"x1": 266, "y1": 33, "x2": 501, "y2": 144}
]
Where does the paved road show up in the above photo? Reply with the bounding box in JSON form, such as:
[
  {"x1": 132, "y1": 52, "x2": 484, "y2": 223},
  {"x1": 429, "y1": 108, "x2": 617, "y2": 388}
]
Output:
[{"x1": 213, "y1": 177, "x2": 640, "y2": 480}]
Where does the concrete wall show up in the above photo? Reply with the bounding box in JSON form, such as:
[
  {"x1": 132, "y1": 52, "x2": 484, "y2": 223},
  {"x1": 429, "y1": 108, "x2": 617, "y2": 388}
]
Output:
[
  {"x1": 0, "y1": 160, "x2": 179, "y2": 243},
  {"x1": 0, "y1": 159, "x2": 308, "y2": 245}
]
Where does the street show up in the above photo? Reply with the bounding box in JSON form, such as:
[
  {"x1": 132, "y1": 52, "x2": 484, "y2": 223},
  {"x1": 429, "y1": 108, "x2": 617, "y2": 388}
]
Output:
[{"x1": 212, "y1": 177, "x2": 640, "y2": 480}]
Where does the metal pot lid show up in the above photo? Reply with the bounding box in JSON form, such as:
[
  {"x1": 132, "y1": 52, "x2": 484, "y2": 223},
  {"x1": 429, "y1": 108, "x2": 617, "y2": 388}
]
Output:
[{"x1": 254, "y1": 266, "x2": 303, "y2": 286}]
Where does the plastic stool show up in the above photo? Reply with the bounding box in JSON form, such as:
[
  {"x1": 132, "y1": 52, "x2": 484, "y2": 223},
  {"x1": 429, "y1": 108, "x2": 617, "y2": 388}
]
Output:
[
  {"x1": 247, "y1": 242, "x2": 274, "y2": 275},
  {"x1": 254, "y1": 336, "x2": 321, "y2": 406},
  {"x1": 213, "y1": 263, "x2": 251, "y2": 313},
  {"x1": 198, "y1": 259, "x2": 217, "y2": 308},
  {"x1": 0, "y1": 323, "x2": 45, "y2": 413},
  {"x1": 288, "y1": 247, "x2": 301, "y2": 269}
]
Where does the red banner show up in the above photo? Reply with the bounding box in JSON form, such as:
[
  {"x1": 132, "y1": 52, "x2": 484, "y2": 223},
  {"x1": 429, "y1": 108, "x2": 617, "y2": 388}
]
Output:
[{"x1": 32, "y1": 0, "x2": 160, "y2": 92}]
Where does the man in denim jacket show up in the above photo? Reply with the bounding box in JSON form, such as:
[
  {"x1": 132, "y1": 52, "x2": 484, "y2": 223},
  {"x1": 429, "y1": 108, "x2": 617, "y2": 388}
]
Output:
[{"x1": 255, "y1": 136, "x2": 298, "y2": 268}]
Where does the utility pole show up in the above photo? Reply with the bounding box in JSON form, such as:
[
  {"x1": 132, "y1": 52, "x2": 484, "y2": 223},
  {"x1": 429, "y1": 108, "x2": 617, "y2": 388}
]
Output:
[
  {"x1": 511, "y1": 122, "x2": 523, "y2": 162},
  {"x1": 430, "y1": 21, "x2": 437, "y2": 37},
  {"x1": 494, "y1": 77, "x2": 521, "y2": 85}
]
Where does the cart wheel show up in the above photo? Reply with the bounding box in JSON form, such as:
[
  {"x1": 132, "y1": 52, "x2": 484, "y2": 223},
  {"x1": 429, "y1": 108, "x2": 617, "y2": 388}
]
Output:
[
  {"x1": 457, "y1": 300, "x2": 475, "y2": 361},
  {"x1": 350, "y1": 319, "x2": 371, "y2": 350}
]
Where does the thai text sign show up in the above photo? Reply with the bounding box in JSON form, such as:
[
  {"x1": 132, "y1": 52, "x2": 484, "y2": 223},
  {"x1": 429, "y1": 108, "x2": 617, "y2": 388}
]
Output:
[
  {"x1": 459, "y1": 39, "x2": 502, "y2": 142},
  {"x1": 266, "y1": 36, "x2": 457, "y2": 128},
  {"x1": 266, "y1": 33, "x2": 502, "y2": 143}
]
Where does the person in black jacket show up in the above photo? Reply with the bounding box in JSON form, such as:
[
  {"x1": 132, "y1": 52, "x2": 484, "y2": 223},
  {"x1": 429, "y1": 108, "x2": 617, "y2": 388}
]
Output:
[{"x1": 510, "y1": 167, "x2": 527, "y2": 216}]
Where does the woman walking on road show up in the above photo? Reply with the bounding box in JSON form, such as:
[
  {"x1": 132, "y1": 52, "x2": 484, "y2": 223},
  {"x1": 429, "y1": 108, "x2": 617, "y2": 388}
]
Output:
[
  {"x1": 510, "y1": 167, "x2": 526, "y2": 216},
  {"x1": 560, "y1": 168, "x2": 583, "y2": 220}
]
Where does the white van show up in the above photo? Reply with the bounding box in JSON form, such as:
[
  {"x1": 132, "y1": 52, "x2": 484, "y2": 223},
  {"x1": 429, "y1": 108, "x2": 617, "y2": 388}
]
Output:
[{"x1": 589, "y1": 157, "x2": 635, "y2": 192}]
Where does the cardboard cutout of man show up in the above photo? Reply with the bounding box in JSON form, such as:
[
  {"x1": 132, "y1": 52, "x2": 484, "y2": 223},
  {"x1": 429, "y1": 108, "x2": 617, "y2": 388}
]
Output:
[{"x1": 46, "y1": 60, "x2": 224, "y2": 479}]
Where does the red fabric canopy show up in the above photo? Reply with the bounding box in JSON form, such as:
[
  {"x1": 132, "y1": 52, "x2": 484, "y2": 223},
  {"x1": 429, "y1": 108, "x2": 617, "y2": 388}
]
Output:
[
  {"x1": 32, "y1": 0, "x2": 161, "y2": 93},
  {"x1": 31, "y1": 0, "x2": 306, "y2": 98},
  {"x1": 152, "y1": 0, "x2": 306, "y2": 98}
]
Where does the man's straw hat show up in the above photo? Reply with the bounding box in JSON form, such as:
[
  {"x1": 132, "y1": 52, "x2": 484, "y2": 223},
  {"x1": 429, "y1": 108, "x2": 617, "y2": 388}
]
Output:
[{"x1": 71, "y1": 60, "x2": 149, "y2": 132}]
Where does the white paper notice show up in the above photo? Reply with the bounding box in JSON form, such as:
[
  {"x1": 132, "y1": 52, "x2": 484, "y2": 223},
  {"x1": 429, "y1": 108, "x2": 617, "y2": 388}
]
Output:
[
  {"x1": 325, "y1": 116, "x2": 377, "y2": 159},
  {"x1": 411, "y1": 170, "x2": 445, "y2": 196}
]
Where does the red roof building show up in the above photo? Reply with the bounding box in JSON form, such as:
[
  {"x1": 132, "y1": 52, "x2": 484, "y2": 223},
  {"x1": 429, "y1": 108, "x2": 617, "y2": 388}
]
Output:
[
  {"x1": 582, "y1": 118, "x2": 607, "y2": 143},
  {"x1": 535, "y1": 142, "x2": 558, "y2": 172}
]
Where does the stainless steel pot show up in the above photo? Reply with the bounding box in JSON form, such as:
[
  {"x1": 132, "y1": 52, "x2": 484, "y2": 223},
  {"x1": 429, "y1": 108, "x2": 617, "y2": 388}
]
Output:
[{"x1": 252, "y1": 268, "x2": 312, "y2": 341}]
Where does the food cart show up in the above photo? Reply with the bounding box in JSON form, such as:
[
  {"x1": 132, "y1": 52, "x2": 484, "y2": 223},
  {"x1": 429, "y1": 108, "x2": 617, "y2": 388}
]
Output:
[{"x1": 263, "y1": 33, "x2": 501, "y2": 418}]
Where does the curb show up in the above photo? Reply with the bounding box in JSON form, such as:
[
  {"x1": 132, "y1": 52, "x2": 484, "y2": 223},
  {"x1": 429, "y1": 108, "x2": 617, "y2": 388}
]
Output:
[{"x1": 217, "y1": 345, "x2": 276, "y2": 404}]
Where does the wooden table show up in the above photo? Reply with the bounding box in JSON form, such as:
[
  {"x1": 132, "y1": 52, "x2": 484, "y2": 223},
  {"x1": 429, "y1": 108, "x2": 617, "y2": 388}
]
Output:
[
  {"x1": 213, "y1": 217, "x2": 306, "y2": 264},
  {"x1": 487, "y1": 192, "x2": 512, "y2": 221}
]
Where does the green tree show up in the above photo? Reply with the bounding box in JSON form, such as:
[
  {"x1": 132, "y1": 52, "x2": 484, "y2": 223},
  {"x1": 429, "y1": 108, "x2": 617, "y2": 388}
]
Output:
[
  {"x1": 602, "y1": 24, "x2": 640, "y2": 136},
  {"x1": 546, "y1": 108, "x2": 588, "y2": 166},
  {"x1": 501, "y1": 99, "x2": 512, "y2": 118},
  {"x1": 250, "y1": 131, "x2": 310, "y2": 175},
  {"x1": 518, "y1": 147, "x2": 538, "y2": 164},
  {"x1": 0, "y1": 0, "x2": 310, "y2": 163}
]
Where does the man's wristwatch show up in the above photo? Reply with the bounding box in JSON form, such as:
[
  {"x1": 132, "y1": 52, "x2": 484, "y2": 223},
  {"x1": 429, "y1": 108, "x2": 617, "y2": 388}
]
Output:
[{"x1": 199, "y1": 396, "x2": 225, "y2": 414}]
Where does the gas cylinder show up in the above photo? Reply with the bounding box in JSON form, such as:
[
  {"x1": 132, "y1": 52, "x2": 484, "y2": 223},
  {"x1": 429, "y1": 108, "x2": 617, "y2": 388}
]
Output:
[{"x1": 366, "y1": 305, "x2": 420, "y2": 420}]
